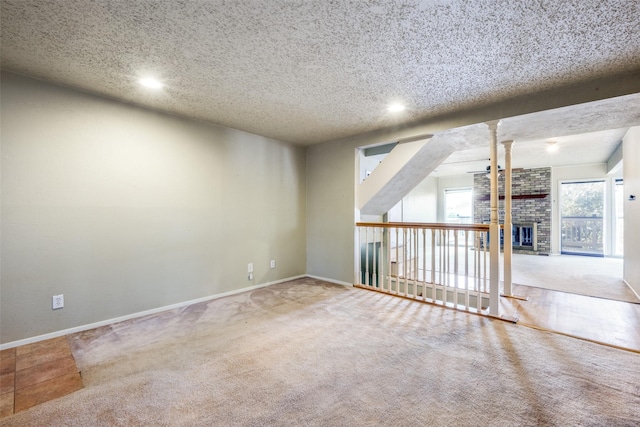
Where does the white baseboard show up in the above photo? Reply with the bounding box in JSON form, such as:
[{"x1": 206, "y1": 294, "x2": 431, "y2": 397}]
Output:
[
  {"x1": 623, "y1": 279, "x2": 640, "y2": 301},
  {"x1": 0, "y1": 275, "x2": 306, "y2": 351},
  {"x1": 305, "y1": 274, "x2": 354, "y2": 287}
]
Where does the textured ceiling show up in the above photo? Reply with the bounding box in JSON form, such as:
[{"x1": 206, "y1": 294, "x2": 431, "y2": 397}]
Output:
[
  {"x1": 1, "y1": 1, "x2": 640, "y2": 145},
  {"x1": 428, "y1": 91, "x2": 640, "y2": 175},
  {"x1": 432, "y1": 128, "x2": 627, "y2": 176}
]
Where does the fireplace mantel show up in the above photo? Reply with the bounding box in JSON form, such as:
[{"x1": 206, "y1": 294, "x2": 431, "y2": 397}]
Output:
[{"x1": 475, "y1": 193, "x2": 548, "y2": 201}]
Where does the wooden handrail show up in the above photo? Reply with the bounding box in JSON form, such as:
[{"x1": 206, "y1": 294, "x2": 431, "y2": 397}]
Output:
[
  {"x1": 355, "y1": 220, "x2": 494, "y2": 314},
  {"x1": 356, "y1": 222, "x2": 495, "y2": 231}
]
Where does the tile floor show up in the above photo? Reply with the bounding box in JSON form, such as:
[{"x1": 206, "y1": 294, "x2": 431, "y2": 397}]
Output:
[{"x1": 0, "y1": 336, "x2": 83, "y2": 417}]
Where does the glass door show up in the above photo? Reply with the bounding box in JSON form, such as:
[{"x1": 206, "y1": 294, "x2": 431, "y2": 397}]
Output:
[{"x1": 560, "y1": 181, "x2": 605, "y2": 256}]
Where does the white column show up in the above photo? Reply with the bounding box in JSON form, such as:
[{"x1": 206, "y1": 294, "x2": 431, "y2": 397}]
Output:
[
  {"x1": 502, "y1": 140, "x2": 514, "y2": 297},
  {"x1": 486, "y1": 120, "x2": 501, "y2": 316}
]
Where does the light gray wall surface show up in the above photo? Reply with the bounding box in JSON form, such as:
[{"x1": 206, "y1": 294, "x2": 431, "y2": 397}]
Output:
[
  {"x1": 305, "y1": 140, "x2": 358, "y2": 283},
  {"x1": 1, "y1": 72, "x2": 307, "y2": 343},
  {"x1": 623, "y1": 127, "x2": 640, "y2": 294},
  {"x1": 3, "y1": 69, "x2": 639, "y2": 344}
]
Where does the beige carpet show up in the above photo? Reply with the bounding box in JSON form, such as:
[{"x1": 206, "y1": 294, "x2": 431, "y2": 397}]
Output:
[
  {"x1": 4, "y1": 278, "x2": 640, "y2": 426},
  {"x1": 510, "y1": 254, "x2": 638, "y2": 303}
]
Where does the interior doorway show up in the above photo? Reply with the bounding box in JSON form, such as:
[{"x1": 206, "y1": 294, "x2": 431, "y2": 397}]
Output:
[{"x1": 560, "y1": 180, "x2": 605, "y2": 256}]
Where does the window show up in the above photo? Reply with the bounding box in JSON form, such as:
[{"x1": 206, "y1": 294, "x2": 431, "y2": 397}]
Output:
[
  {"x1": 560, "y1": 180, "x2": 605, "y2": 256},
  {"x1": 444, "y1": 188, "x2": 472, "y2": 224}
]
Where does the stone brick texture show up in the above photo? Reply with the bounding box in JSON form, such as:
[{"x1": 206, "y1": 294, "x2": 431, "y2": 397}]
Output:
[{"x1": 473, "y1": 167, "x2": 551, "y2": 254}]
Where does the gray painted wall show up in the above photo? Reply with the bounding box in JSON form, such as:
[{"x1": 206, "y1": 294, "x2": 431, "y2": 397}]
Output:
[
  {"x1": 1, "y1": 72, "x2": 307, "y2": 343},
  {"x1": 2, "y1": 69, "x2": 639, "y2": 344},
  {"x1": 305, "y1": 140, "x2": 358, "y2": 283}
]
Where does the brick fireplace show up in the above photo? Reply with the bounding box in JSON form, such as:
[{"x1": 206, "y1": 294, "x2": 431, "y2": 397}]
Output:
[{"x1": 473, "y1": 167, "x2": 551, "y2": 254}]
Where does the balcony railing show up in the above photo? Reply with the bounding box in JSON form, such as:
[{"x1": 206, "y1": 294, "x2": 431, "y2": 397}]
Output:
[
  {"x1": 561, "y1": 216, "x2": 604, "y2": 255},
  {"x1": 356, "y1": 222, "x2": 495, "y2": 314}
]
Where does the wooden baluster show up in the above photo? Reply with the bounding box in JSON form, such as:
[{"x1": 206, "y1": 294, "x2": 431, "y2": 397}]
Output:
[
  {"x1": 454, "y1": 229, "x2": 459, "y2": 290},
  {"x1": 365, "y1": 227, "x2": 370, "y2": 286},
  {"x1": 386, "y1": 227, "x2": 391, "y2": 292},
  {"x1": 477, "y1": 231, "x2": 480, "y2": 293},
  {"x1": 422, "y1": 228, "x2": 427, "y2": 301},
  {"x1": 395, "y1": 227, "x2": 399, "y2": 293},
  {"x1": 403, "y1": 228, "x2": 408, "y2": 295},
  {"x1": 413, "y1": 228, "x2": 420, "y2": 298},
  {"x1": 464, "y1": 230, "x2": 470, "y2": 310},
  {"x1": 356, "y1": 226, "x2": 361, "y2": 285},
  {"x1": 446, "y1": 229, "x2": 450, "y2": 297},
  {"x1": 371, "y1": 226, "x2": 376, "y2": 288},
  {"x1": 483, "y1": 231, "x2": 488, "y2": 295},
  {"x1": 430, "y1": 229, "x2": 436, "y2": 298},
  {"x1": 439, "y1": 229, "x2": 443, "y2": 289}
]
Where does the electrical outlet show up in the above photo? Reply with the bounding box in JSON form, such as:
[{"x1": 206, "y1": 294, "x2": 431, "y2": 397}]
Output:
[
  {"x1": 248, "y1": 273, "x2": 253, "y2": 281},
  {"x1": 52, "y1": 294, "x2": 64, "y2": 310},
  {"x1": 270, "y1": 260, "x2": 276, "y2": 269},
  {"x1": 248, "y1": 263, "x2": 254, "y2": 273}
]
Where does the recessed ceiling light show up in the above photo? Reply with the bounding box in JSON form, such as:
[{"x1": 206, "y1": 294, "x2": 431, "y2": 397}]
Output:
[
  {"x1": 388, "y1": 103, "x2": 405, "y2": 113},
  {"x1": 139, "y1": 77, "x2": 163, "y2": 89},
  {"x1": 546, "y1": 141, "x2": 558, "y2": 152}
]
